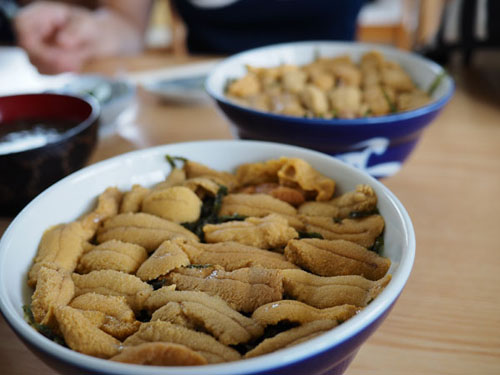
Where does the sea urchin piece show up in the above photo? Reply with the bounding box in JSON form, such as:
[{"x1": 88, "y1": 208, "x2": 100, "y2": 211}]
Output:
[
  {"x1": 69, "y1": 292, "x2": 140, "y2": 340},
  {"x1": 276, "y1": 157, "x2": 335, "y2": 201},
  {"x1": 147, "y1": 289, "x2": 263, "y2": 345},
  {"x1": 184, "y1": 160, "x2": 238, "y2": 191},
  {"x1": 203, "y1": 214, "x2": 298, "y2": 249},
  {"x1": 31, "y1": 267, "x2": 74, "y2": 331},
  {"x1": 298, "y1": 184, "x2": 377, "y2": 219},
  {"x1": 76, "y1": 240, "x2": 148, "y2": 274},
  {"x1": 28, "y1": 222, "x2": 87, "y2": 287},
  {"x1": 175, "y1": 238, "x2": 298, "y2": 271},
  {"x1": 110, "y1": 342, "x2": 207, "y2": 366},
  {"x1": 285, "y1": 238, "x2": 390, "y2": 280},
  {"x1": 220, "y1": 193, "x2": 303, "y2": 230},
  {"x1": 162, "y1": 266, "x2": 284, "y2": 313},
  {"x1": 79, "y1": 187, "x2": 122, "y2": 239},
  {"x1": 252, "y1": 300, "x2": 359, "y2": 327},
  {"x1": 244, "y1": 320, "x2": 338, "y2": 358},
  {"x1": 120, "y1": 184, "x2": 150, "y2": 213},
  {"x1": 123, "y1": 321, "x2": 241, "y2": 363},
  {"x1": 281, "y1": 269, "x2": 391, "y2": 308},
  {"x1": 136, "y1": 240, "x2": 190, "y2": 281},
  {"x1": 299, "y1": 214, "x2": 384, "y2": 248},
  {"x1": 54, "y1": 306, "x2": 121, "y2": 358},
  {"x1": 142, "y1": 186, "x2": 202, "y2": 224},
  {"x1": 96, "y1": 212, "x2": 198, "y2": 252},
  {"x1": 72, "y1": 270, "x2": 153, "y2": 312}
]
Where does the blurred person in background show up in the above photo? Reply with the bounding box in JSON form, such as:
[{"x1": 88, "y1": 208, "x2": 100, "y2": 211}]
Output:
[
  {"x1": 12, "y1": 0, "x2": 151, "y2": 73},
  {"x1": 12, "y1": 0, "x2": 365, "y2": 74}
]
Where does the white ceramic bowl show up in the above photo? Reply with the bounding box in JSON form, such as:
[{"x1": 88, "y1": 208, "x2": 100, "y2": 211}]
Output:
[{"x1": 0, "y1": 140, "x2": 415, "y2": 375}]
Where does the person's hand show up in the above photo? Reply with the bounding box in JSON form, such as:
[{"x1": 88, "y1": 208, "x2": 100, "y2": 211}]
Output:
[
  {"x1": 14, "y1": 1, "x2": 96, "y2": 74},
  {"x1": 14, "y1": 1, "x2": 146, "y2": 74}
]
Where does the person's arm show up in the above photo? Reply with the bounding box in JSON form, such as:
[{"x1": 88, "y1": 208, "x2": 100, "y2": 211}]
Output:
[
  {"x1": 14, "y1": 0, "x2": 152, "y2": 74},
  {"x1": 94, "y1": 0, "x2": 152, "y2": 54}
]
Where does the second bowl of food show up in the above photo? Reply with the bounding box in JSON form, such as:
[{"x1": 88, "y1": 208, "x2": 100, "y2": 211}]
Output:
[
  {"x1": 206, "y1": 41, "x2": 454, "y2": 178},
  {"x1": 0, "y1": 140, "x2": 414, "y2": 375}
]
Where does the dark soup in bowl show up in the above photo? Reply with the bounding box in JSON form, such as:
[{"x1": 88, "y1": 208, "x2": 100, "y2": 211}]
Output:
[
  {"x1": 0, "y1": 118, "x2": 80, "y2": 155},
  {"x1": 0, "y1": 93, "x2": 99, "y2": 216}
]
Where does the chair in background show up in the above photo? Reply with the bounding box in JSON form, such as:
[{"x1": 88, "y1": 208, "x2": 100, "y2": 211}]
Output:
[{"x1": 356, "y1": 0, "x2": 419, "y2": 50}]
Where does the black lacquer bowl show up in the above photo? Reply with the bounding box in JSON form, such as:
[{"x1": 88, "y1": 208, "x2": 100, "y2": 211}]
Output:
[{"x1": 0, "y1": 93, "x2": 100, "y2": 216}]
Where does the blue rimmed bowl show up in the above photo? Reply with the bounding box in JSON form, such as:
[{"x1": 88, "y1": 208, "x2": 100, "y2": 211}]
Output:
[
  {"x1": 0, "y1": 140, "x2": 414, "y2": 375},
  {"x1": 206, "y1": 41, "x2": 454, "y2": 178}
]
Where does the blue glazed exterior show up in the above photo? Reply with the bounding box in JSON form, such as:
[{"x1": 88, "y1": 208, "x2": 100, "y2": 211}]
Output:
[{"x1": 216, "y1": 92, "x2": 451, "y2": 177}]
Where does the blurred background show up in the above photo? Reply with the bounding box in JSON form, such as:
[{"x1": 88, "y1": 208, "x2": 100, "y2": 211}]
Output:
[
  {"x1": 1, "y1": 0, "x2": 499, "y2": 95},
  {"x1": 0, "y1": 0, "x2": 498, "y2": 209}
]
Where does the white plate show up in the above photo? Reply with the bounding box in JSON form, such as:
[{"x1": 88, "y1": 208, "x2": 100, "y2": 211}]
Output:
[{"x1": 132, "y1": 60, "x2": 220, "y2": 103}]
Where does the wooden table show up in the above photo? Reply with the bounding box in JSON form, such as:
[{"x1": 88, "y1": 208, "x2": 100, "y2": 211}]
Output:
[{"x1": 1, "y1": 52, "x2": 499, "y2": 375}]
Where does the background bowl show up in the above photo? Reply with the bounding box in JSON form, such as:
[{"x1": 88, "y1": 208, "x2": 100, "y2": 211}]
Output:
[
  {"x1": 0, "y1": 140, "x2": 415, "y2": 375},
  {"x1": 206, "y1": 41, "x2": 455, "y2": 178},
  {"x1": 0, "y1": 93, "x2": 100, "y2": 215}
]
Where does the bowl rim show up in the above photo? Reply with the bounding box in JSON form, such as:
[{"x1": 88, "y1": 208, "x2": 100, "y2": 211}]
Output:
[
  {"x1": 0, "y1": 92, "x2": 100, "y2": 156},
  {"x1": 0, "y1": 140, "x2": 415, "y2": 375},
  {"x1": 205, "y1": 40, "x2": 455, "y2": 126}
]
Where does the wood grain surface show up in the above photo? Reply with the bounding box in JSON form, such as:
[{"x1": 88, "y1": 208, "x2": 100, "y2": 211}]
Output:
[{"x1": 1, "y1": 53, "x2": 499, "y2": 375}]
